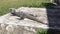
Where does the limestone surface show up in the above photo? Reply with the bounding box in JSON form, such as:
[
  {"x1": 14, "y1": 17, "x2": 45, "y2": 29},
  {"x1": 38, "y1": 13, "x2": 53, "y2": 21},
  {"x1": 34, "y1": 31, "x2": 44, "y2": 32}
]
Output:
[{"x1": 0, "y1": 7, "x2": 60, "y2": 34}]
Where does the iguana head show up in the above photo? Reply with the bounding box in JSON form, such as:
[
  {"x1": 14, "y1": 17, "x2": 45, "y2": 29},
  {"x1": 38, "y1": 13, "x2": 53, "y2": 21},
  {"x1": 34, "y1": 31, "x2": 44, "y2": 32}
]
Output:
[{"x1": 9, "y1": 8, "x2": 16, "y2": 15}]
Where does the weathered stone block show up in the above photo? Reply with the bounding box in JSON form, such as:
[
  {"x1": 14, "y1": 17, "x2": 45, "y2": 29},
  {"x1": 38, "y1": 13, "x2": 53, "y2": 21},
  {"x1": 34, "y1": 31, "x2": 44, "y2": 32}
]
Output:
[{"x1": 0, "y1": 7, "x2": 60, "y2": 34}]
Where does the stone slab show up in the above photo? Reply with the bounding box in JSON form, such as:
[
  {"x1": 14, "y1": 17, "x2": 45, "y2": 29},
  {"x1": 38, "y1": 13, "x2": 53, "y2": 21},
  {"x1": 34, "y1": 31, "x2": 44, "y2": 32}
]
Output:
[{"x1": 0, "y1": 7, "x2": 60, "y2": 34}]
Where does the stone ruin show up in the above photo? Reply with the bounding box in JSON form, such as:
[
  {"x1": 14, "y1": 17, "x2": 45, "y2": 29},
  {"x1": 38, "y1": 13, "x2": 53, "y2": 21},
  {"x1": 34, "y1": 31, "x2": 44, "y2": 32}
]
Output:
[{"x1": 0, "y1": 7, "x2": 60, "y2": 34}]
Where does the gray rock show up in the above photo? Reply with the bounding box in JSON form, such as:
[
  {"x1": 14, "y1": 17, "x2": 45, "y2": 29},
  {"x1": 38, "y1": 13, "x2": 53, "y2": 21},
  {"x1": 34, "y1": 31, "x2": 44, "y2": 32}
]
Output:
[{"x1": 0, "y1": 7, "x2": 60, "y2": 34}]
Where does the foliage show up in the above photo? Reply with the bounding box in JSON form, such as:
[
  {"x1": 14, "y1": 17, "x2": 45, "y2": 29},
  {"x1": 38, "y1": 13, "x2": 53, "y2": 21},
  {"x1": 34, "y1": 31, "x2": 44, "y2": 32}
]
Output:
[
  {"x1": 36, "y1": 29, "x2": 47, "y2": 34},
  {"x1": 0, "y1": 0, "x2": 51, "y2": 16},
  {"x1": 36, "y1": 29, "x2": 60, "y2": 34}
]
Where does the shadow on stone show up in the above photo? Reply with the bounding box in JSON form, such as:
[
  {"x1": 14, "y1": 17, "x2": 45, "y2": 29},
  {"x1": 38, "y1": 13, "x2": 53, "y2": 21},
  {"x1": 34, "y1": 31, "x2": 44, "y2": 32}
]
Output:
[{"x1": 43, "y1": 3, "x2": 60, "y2": 34}]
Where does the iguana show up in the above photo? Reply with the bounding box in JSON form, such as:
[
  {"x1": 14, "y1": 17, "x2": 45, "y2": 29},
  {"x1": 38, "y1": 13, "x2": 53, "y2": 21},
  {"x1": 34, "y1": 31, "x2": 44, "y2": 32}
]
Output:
[{"x1": 9, "y1": 8, "x2": 48, "y2": 25}]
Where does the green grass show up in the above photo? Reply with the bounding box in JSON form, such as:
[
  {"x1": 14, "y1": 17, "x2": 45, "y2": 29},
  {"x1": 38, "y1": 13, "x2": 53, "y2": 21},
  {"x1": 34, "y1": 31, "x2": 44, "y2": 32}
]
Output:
[
  {"x1": 0, "y1": 0, "x2": 51, "y2": 16},
  {"x1": 36, "y1": 28, "x2": 60, "y2": 34},
  {"x1": 37, "y1": 29, "x2": 47, "y2": 34}
]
